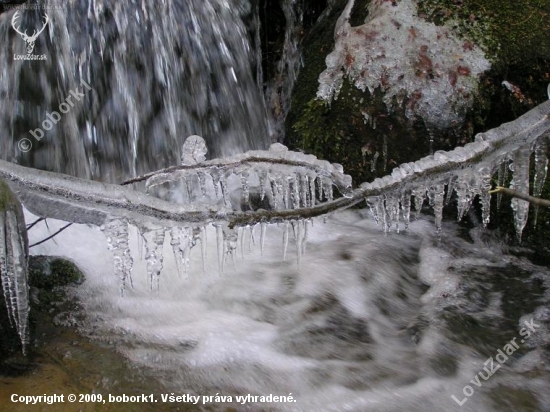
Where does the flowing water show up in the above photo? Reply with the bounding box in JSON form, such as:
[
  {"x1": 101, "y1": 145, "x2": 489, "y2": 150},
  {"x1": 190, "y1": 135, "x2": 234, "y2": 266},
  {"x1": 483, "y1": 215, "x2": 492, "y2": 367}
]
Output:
[
  {"x1": 0, "y1": 0, "x2": 269, "y2": 181},
  {"x1": 20, "y1": 210, "x2": 550, "y2": 411},
  {"x1": 1, "y1": 1, "x2": 549, "y2": 411}
]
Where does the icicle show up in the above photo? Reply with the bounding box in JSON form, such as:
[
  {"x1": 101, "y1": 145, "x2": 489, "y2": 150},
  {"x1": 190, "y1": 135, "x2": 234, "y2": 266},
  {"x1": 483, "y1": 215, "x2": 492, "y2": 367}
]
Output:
[
  {"x1": 170, "y1": 227, "x2": 183, "y2": 277},
  {"x1": 258, "y1": 169, "x2": 267, "y2": 201},
  {"x1": 478, "y1": 168, "x2": 492, "y2": 227},
  {"x1": 445, "y1": 176, "x2": 457, "y2": 205},
  {"x1": 136, "y1": 226, "x2": 144, "y2": 260},
  {"x1": 386, "y1": 194, "x2": 400, "y2": 233},
  {"x1": 412, "y1": 188, "x2": 426, "y2": 218},
  {"x1": 270, "y1": 179, "x2": 279, "y2": 209},
  {"x1": 510, "y1": 147, "x2": 531, "y2": 241},
  {"x1": 293, "y1": 220, "x2": 304, "y2": 267},
  {"x1": 248, "y1": 225, "x2": 256, "y2": 250},
  {"x1": 184, "y1": 175, "x2": 193, "y2": 202},
  {"x1": 454, "y1": 177, "x2": 475, "y2": 221},
  {"x1": 299, "y1": 174, "x2": 309, "y2": 207},
  {"x1": 240, "y1": 171, "x2": 250, "y2": 207},
  {"x1": 532, "y1": 139, "x2": 548, "y2": 227},
  {"x1": 282, "y1": 176, "x2": 290, "y2": 208},
  {"x1": 199, "y1": 225, "x2": 207, "y2": 274},
  {"x1": 303, "y1": 219, "x2": 311, "y2": 254},
  {"x1": 0, "y1": 218, "x2": 13, "y2": 329},
  {"x1": 142, "y1": 227, "x2": 166, "y2": 292},
  {"x1": 401, "y1": 192, "x2": 411, "y2": 229},
  {"x1": 197, "y1": 171, "x2": 208, "y2": 197},
  {"x1": 309, "y1": 174, "x2": 317, "y2": 207},
  {"x1": 0, "y1": 206, "x2": 29, "y2": 354},
  {"x1": 367, "y1": 196, "x2": 381, "y2": 224},
  {"x1": 497, "y1": 161, "x2": 508, "y2": 211},
  {"x1": 210, "y1": 169, "x2": 221, "y2": 199},
  {"x1": 381, "y1": 195, "x2": 389, "y2": 234},
  {"x1": 428, "y1": 185, "x2": 445, "y2": 233},
  {"x1": 102, "y1": 218, "x2": 134, "y2": 296},
  {"x1": 170, "y1": 227, "x2": 191, "y2": 279},
  {"x1": 323, "y1": 178, "x2": 334, "y2": 202},
  {"x1": 215, "y1": 224, "x2": 225, "y2": 275},
  {"x1": 224, "y1": 226, "x2": 238, "y2": 271},
  {"x1": 317, "y1": 176, "x2": 324, "y2": 201},
  {"x1": 282, "y1": 222, "x2": 289, "y2": 261},
  {"x1": 219, "y1": 173, "x2": 231, "y2": 208},
  {"x1": 240, "y1": 226, "x2": 245, "y2": 259},
  {"x1": 260, "y1": 222, "x2": 267, "y2": 255},
  {"x1": 290, "y1": 175, "x2": 300, "y2": 209}
]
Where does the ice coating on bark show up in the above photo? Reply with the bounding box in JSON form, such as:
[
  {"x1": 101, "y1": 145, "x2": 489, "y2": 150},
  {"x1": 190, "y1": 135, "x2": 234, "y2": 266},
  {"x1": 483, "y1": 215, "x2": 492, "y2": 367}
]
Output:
[{"x1": 141, "y1": 142, "x2": 353, "y2": 213}]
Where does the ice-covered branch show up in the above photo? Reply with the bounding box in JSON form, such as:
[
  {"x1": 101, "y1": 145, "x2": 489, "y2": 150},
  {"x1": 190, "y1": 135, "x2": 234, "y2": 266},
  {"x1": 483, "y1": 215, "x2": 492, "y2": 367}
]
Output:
[
  {"x1": 1, "y1": 101, "x2": 550, "y2": 231},
  {"x1": 1, "y1": 99, "x2": 549, "y2": 353}
]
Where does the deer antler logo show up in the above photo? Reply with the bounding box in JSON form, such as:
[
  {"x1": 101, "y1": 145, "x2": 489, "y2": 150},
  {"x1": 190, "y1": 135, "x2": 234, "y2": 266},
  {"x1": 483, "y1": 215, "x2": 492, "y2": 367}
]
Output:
[{"x1": 11, "y1": 11, "x2": 49, "y2": 55}]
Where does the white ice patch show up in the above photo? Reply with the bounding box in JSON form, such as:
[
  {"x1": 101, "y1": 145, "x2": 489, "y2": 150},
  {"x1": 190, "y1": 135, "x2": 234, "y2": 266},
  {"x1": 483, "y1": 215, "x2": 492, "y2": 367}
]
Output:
[{"x1": 317, "y1": 0, "x2": 491, "y2": 129}]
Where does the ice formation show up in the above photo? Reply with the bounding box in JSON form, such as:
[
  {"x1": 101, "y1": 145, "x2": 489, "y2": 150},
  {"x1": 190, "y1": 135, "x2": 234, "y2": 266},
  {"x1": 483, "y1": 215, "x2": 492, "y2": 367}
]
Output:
[
  {"x1": 1, "y1": 100, "x2": 550, "y2": 352},
  {"x1": 317, "y1": 0, "x2": 491, "y2": 129},
  {"x1": 0, "y1": 181, "x2": 29, "y2": 353}
]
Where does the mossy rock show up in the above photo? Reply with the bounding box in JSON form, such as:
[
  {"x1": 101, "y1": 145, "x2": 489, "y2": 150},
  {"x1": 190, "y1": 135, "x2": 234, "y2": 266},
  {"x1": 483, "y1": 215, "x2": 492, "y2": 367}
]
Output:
[
  {"x1": 0, "y1": 179, "x2": 22, "y2": 214},
  {"x1": 1, "y1": 256, "x2": 85, "y2": 375},
  {"x1": 28, "y1": 256, "x2": 85, "y2": 291},
  {"x1": 286, "y1": 0, "x2": 550, "y2": 186}
]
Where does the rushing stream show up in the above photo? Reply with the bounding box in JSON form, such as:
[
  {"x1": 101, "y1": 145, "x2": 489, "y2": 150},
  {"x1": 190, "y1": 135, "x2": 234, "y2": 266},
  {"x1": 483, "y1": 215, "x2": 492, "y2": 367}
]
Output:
[
  {"x1": 23, "y1": 209, "x2": 550, "y2": 411},
  {"x1": 0, "y1": 0, "x2": 549, "y2": 411}
]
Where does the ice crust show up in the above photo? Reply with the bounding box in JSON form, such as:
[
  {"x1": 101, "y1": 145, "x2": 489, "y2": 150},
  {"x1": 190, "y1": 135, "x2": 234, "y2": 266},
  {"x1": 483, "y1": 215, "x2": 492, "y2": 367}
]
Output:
[{"x1": 317, "y1": 0, "x2": 491, "y2": 129}]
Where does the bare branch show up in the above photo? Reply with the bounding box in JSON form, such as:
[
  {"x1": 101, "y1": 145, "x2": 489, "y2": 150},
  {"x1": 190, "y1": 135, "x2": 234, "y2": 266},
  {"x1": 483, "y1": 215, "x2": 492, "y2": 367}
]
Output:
[
  {"x1": 26, "y1": 217, "x2": 45, "y2": 230},
  {"x1": 489, "y1": 187, "x2": 550, "y2": 207},
  {"x1": 29, "y1": 223, "x2": 73, "y2": 248}
]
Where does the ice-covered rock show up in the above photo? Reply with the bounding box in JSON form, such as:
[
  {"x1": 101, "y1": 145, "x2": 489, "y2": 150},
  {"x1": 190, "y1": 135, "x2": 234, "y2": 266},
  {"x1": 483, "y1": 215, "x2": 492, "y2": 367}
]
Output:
[{"x1": 317, "y1": 0, "x2": 491, "y2": 130}]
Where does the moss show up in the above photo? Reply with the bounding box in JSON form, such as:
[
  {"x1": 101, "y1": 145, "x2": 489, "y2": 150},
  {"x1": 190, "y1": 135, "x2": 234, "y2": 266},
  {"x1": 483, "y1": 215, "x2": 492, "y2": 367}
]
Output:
[
  {"x1": 291, "y1": 78, "x2": 436, "y2": 184},
  {"x1": 28, "y1": 256, "x2": 85, "y2": 291},
  {"x1": 287, "y1": 0, "x2": 550, "y2": 189},
  {"x1": 0, "y1": 179, "x2": 14, "y2": 212},
  {"x1": 417, "y1": 0, "x2": 550, "y2": 65}
]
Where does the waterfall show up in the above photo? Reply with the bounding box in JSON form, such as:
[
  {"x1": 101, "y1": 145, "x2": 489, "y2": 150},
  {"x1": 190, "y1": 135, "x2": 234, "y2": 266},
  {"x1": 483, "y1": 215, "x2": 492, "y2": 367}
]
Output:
[
  {"x1": 0, "y1": 0, "x2": 269, "y2": 181},
  {"x1": 1, "y1": 2, "x2": 550, "y2": 410}
]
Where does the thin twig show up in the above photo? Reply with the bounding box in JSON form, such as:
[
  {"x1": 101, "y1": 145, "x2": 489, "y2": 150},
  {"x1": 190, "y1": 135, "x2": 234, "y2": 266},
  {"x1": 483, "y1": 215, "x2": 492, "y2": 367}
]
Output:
[
  {"x1": 489, "y1": 186, "x2": 550, "y2": 207},
  {"x1": 29, "y1": 223, "x2": 73, "y2": 248},
  {"x1": 26, "y1": 217, "x2": 45, "y2": 230}
]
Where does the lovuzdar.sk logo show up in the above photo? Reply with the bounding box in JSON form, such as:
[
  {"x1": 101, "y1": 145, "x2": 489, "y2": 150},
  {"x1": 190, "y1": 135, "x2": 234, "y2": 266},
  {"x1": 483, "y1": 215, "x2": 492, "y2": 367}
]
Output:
[{"x1": 11, "y1": 10, "x2": 49, "y2": 60}]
